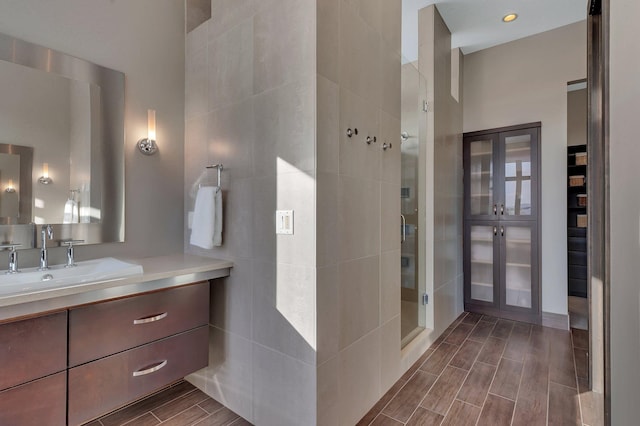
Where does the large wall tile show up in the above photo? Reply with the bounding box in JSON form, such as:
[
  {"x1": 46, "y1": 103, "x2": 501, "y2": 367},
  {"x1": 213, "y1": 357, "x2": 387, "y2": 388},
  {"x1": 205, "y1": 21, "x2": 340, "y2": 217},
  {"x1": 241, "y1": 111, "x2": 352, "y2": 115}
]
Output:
[
  {"x1": 339, "y1": 2, "x2": 380, "y2": 108},
  {"x1": 317, "y1": 172, "x2": 339, "y2": 268},
  {"x1": 380, "y1": 45, "x2": 401, "y2": 120},
  {"x1": 317, "y1": 356, "x2": 340, "y2": 426},
  {"x1": 380, "y1": 316, "x2": 401, "y2": 391},
  {"x1": 380, "y1": 0, "x2": 401, "y2": 53},
  {"x1": 188, "y1": 326, "x2": 254, "y2": 423},
  {"x1": 207, "y1": 99, "x2": 254, "y2": 181},
  {"x1": 380, "y1": 249, "x2": 401, "y2": 324},
  {"x1": 380, "y1": 111, "x2": 401, "y2": 185},
  {"x1": 317, "y1": 75, "x2": 340, "y2": 174},
  {"x1": 276, "y1": 170, "x2": 316, "y2": 267},
  {"x1": 252, "y1": 261, "x2": 316, "y2": 365},
  {"x1": 317, "y1": 265, "x2": 339, "y2": 365},
  {"x1": 338, "y1": 328, "x2": 381, "y2": 425},
  {"x1": 338, "y1": 177, "x2": 380, "y2": 260},
  {"x1": 209, "y1": 0, "x2": 255, "y2": 41},
  {"x1": 317, "y1": 0, "x2": 340, "y2": 83},
  {"x1": 208, "y1": 19, "x2": 253, "y2": 111},
  {"x1": 210, "y1": 259, "x2": 253, "y2": 341},
  {"x1": 253, "y1": 0, "x2": 315, "y2": 94},
  {"x1": 338, "y1": 175, "x2": 381, "y2": 261},
  {"x1": 187, "y1": 19, "x2": 208, "y2": 55},
  {"x1": 253, "y1": 79, "x2": 315, "y2": 177},
  {"x1": 251, "y1": 175, "x2": 276, "y2": 262},
  {"x1": 253, "y1": 343, "x2": 316, "y2": 426},
  {"x1": 339, "y1": 255, "x2": 380, "y2": 349},
  {"x1": 185, "y1": 45, "x2": 208, "y2": 119},
  {"x1": 339, "y1": 88, "x2": 381, "y2": 181},
  {"x1": 381, "y1": 181, "x2": 401, "y2": 252}
]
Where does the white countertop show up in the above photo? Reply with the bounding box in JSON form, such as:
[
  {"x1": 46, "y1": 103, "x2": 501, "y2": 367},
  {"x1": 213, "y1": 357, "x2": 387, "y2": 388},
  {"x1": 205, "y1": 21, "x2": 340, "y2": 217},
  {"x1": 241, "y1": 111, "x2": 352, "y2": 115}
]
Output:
[{"x1": 0, "y1": 253, "x2": 233, "y2": 323}]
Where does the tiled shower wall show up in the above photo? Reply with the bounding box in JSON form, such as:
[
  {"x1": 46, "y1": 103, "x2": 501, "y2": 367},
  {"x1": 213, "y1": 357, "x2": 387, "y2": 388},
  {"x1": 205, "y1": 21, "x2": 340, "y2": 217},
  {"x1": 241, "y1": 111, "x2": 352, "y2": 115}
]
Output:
[
  {"x1": 316, "y1": 1, "x2": 403, "y2": 424},
  {"x1": 183, "y1": 1, "x2": 317, "y2": 424}
]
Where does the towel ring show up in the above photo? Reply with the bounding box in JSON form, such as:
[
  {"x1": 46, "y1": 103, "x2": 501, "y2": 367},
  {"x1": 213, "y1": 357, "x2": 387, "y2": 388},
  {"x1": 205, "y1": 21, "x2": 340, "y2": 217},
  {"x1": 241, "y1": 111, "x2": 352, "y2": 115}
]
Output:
[{"x1": 200, "y1": 164, "x2": 224, "y2": 192}]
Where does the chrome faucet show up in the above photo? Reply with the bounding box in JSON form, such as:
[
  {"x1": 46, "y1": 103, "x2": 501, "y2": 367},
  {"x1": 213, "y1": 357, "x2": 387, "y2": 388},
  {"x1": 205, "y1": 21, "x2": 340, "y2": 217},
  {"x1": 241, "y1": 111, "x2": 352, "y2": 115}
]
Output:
[
  {"x1": 1, "y1": 243, "x2": 21, "y2": 274},
  {"x1": 39, "y1": 225, "x2": 54, "y2": 271}
]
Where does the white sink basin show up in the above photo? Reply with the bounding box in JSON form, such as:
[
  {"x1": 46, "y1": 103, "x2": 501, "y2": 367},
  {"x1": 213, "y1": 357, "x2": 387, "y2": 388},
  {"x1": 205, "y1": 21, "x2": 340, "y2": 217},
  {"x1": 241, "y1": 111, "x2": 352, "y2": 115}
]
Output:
[{"x1": 0, "y1": 257, "x2": 143, "y2": 297}]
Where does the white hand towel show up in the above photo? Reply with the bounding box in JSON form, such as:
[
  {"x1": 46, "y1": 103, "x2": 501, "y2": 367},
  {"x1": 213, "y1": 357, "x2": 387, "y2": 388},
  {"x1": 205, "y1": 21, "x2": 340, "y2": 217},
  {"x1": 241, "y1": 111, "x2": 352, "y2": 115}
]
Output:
[
  {"x1": 190, "y1": 186, "x2": 223, "y2": 249},
  {"x1": 63, "y1": 199, "x2": 79, "y2": 224}
]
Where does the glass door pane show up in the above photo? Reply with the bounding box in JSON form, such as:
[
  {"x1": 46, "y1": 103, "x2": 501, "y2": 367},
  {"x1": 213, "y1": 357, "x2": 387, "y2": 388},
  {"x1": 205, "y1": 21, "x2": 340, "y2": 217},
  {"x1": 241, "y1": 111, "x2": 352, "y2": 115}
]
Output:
[
  {"x1": 504, "y1": 226, "x2": 532, "y2": 308},
  {"x1": 469, "y1": 225, "x2": 495, "y2": 303},
  {"x1": 469, "y1": 139, "x2": 495, "y2": 216},
  {"x1": 504, "y1": 134, "x2": 532, "y2": 216},
  {"x1": 400, "y1": 60, "x2": 423, "y2": 344}
]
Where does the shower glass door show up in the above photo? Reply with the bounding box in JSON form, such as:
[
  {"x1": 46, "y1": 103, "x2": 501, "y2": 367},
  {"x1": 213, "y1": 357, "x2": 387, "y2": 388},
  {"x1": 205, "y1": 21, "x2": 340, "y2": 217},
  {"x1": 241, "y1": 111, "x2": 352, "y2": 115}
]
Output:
[{"x1": 400, "y1": 60, "x2": 425, "y2": 345}]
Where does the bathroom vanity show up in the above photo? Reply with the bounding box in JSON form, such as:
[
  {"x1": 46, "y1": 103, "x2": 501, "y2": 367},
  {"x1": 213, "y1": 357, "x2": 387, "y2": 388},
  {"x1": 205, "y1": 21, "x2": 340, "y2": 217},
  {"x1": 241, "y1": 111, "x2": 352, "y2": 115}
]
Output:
[{"x1": 0, "y1": 254, "x2": 232, "y2": 426}]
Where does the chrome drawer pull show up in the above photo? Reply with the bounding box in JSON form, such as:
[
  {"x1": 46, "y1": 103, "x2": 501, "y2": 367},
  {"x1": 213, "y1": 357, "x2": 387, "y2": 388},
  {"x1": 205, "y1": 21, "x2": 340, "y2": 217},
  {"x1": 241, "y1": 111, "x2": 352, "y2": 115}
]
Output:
[
  {"x1": 133, "y1": 360, "x2": 167, "y2": 377},
  {"x1": 133, "y1": 312, "x2": 168, "y2": 325}
]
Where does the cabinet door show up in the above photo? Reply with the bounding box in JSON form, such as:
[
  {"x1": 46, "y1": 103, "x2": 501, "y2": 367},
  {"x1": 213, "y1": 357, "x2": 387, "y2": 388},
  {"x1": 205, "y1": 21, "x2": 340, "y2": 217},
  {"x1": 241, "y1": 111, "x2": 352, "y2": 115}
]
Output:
[
  {"x1": 499, "y1": 128, "x2": 538, "y2": 220},
  {"x1": 464, "y1": 134, "x2": 499, "y2": 220},
  {"x1": 499, "y1": 222, "x2": 539, "y2": 317},
  {"x1": 465, "y1": 222, "x2": 500, "y2": 307}
]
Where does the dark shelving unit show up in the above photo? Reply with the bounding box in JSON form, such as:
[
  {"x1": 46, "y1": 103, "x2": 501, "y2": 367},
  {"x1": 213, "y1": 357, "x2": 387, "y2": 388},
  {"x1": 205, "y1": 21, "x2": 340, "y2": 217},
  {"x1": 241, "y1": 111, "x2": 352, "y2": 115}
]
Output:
[{"x1": 567, "y1": 144, "x2": 587, "y2": 298}]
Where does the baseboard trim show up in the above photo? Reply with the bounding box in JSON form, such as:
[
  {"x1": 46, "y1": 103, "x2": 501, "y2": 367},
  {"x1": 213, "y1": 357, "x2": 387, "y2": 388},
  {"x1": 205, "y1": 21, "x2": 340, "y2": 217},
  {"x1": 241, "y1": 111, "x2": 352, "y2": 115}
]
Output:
[{"x1": 542, "y1": 311, "x2": 569, "y2": 330}]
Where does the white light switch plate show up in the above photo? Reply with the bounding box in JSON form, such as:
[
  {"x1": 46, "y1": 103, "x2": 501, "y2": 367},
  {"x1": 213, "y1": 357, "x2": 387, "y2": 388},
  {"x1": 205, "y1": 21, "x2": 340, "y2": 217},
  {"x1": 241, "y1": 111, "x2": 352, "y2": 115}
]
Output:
[{"x1": 276, "y1": 210, "x2": 294, "y2": 235}]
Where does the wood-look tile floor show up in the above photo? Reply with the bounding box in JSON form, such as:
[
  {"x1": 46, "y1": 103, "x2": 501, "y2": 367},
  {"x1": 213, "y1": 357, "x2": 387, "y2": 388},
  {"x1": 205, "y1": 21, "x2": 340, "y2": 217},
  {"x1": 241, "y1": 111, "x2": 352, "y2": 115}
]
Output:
[
  {"x1": 84, "y1": 381, "x2": 252, "y2": 426},
  {"x1": 358, "y1": 312, "x2": 604, "y2": 426}
]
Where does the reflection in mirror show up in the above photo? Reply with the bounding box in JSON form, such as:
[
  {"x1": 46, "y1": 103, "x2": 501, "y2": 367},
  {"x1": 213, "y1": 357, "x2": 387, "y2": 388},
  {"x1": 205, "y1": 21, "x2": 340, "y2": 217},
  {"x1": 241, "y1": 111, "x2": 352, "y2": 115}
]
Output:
[
  {"x1": 0, "y1": 144, "x2": 32, "y2": 225},
  {"x1": 0, "y1": 31, "x2": 124, "y2": 248}
]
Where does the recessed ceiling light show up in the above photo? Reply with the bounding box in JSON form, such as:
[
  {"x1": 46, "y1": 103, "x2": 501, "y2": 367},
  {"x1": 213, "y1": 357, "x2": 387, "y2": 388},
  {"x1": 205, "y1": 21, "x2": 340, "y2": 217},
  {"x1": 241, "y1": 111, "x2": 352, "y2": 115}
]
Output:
[{"x1": 502, "y1": 13, "x2": 518, "y2": 23}]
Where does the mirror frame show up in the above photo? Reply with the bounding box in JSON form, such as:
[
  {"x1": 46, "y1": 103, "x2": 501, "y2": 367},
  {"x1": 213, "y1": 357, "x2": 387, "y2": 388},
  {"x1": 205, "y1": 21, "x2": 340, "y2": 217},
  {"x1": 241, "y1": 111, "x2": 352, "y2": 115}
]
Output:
[
  {"x1": 0, "y1": 143, "x2": 33, "y2": 225},
  {"x1": 0, "y1": 31, "x2": 125, "y2": 249}
]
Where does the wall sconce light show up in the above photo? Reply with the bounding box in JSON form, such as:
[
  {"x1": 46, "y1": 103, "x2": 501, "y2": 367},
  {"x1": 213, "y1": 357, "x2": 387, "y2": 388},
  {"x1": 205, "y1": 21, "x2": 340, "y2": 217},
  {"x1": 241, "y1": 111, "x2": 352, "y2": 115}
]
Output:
[
  {"x1": 5, "y1": 179, "x2": 16, "y2": 193},
  {"x1": 137, "y1": 109, "x2": 158, "y2": 155},
  {"x1": 38, "y1": 163, "x2": 53, "y2": 185}
]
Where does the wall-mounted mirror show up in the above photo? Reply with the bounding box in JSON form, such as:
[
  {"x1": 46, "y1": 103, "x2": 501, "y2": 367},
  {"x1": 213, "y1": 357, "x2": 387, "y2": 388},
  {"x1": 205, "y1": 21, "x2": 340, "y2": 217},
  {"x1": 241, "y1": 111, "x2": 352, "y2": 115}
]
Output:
[{"x1": 0, "y1": 31, "x2": 125, "y2": 248}]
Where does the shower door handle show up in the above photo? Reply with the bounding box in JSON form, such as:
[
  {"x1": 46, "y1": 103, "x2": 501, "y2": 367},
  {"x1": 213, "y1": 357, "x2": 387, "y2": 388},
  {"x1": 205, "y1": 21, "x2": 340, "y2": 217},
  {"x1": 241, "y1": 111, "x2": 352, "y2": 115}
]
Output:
[{"x1": 401, "y1": 214, "x2": 406, "y2": 243}]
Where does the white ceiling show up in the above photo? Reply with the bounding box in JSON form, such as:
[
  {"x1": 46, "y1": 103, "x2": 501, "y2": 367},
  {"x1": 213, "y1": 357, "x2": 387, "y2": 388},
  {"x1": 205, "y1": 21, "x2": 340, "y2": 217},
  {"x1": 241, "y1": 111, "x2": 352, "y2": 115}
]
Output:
[{"x1": 402, "y1": 0, "x2": 588, "y2": 62}]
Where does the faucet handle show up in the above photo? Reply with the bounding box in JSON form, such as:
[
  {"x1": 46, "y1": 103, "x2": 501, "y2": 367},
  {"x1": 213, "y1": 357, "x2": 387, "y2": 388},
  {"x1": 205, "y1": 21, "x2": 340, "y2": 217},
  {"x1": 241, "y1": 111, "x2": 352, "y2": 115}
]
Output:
[
  {"x1": 0, "y1": 243, "x2": 21, "y2": 274},
  {"x1": 0, "y1": 243, "x2": 22, "y2": 250},
  {"x1": 62, "y1": 239, "x2": 84, "y2": 268}
]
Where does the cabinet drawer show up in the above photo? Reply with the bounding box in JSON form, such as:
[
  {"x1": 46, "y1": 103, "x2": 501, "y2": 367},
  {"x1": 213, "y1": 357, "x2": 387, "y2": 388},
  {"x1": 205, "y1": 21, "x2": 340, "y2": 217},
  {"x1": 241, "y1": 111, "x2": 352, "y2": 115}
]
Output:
[
  {"x1": 68, "y1": 325, "x2": 208, "y2": 426},
  {"x1": 69, "y1": 282, "x2": 209, "y2": 366},
  {"x1": 0, "y1": 372, "x2": 66, "y2": 426},
  {"x1": 0, "y1": 311, "x2": 67, "y2": 390}
]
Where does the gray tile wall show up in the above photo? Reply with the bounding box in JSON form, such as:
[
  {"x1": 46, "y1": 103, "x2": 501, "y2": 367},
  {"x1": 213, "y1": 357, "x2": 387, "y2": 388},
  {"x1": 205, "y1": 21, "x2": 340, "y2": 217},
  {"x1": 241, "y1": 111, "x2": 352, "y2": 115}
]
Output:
[
  {"x1": 316, "y1": 0, "x2": 402, "y2": 424},
  {"x1": 184, "y1": 1, "x2": 317, "y2": 424}
]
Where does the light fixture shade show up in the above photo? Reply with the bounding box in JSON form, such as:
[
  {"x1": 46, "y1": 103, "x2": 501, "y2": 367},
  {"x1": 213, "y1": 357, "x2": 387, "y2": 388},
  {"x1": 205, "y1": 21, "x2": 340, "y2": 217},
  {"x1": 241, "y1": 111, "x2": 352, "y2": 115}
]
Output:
[
  {"x1": 38, "y1": 162, "x2": 53, "y2": 184},
  {"x1": 138, "y1": 109, "x2": 158, "y2": 155}
]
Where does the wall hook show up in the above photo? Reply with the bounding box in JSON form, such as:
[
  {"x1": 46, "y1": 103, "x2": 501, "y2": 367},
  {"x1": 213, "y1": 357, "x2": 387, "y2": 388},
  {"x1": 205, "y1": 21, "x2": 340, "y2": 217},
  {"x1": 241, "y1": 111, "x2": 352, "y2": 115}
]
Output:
[
  {"x1": 346, "y1": 128, "x2": 358, "y2": 138},
  {"x1": 383, "y1": 142, "x2": 392, "y2": 151}
]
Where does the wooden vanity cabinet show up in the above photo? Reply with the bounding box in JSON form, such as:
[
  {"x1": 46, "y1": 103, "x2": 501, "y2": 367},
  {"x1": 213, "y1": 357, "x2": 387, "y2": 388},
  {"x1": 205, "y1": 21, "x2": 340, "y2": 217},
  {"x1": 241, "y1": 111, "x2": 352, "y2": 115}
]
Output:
[
  {"x1": 68, "y1": 281, "x2": 210, "y2": 425},
  {"x1": 0, "y1": 372, "x2": 67, "y2": 426},
  {"x1": 0, "y1": 311, "x2": 68, "y2": 425},
  {"x1": 0, "y1": 281, "x2": 210, "y2": 426},
  {"x1": 68, "y1": 282, "x2": 209, "y2": 366}
]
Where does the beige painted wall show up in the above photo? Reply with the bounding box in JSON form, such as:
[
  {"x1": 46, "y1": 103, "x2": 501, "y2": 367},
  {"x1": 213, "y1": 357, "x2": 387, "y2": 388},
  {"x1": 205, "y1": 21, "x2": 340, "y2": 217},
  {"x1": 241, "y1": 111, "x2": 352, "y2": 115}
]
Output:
[
  {"x1": 609, "y1": 0, "x2": 640, "y2": 422},
  {"x1": 463, "y1": 21, "x2": 587, "y2": 316},
  {"x1": 568, "y1": 87, "x2": 588, "y2": 147},
  {"x1": 0, "y1": 0, "x2": 186, "y2": 264},
  {"x1": 184, "y1": 1, "x2": 317, "y2": 424}
]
